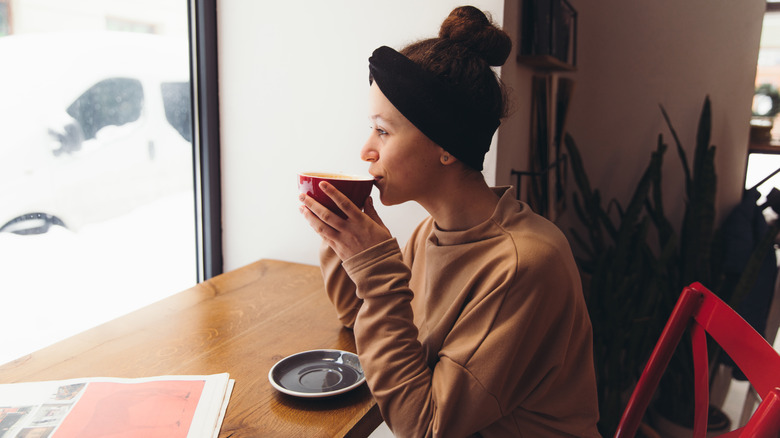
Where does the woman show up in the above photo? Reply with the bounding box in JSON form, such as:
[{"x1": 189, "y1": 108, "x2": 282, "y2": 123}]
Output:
[{"x1": 299, "y1": 6, "x2": 600, "y2": 437}]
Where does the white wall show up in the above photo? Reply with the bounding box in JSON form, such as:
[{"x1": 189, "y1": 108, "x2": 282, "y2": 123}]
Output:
[
  {"x1": 219, "y1": 1, "x2": 764, "y2": 270},
  {"x1": 218, "y1": 0, "x2": 503, "y2": 269}
]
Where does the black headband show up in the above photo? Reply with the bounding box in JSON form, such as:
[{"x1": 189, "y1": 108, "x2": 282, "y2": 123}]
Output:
[{"x1": 368, "y1": 46, "x2": 499, "y2": 171}]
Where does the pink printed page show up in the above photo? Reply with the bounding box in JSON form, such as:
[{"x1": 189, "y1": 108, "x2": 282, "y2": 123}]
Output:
[{"x1": 53, "y1": 380, "x2": 206, "y2": 438}]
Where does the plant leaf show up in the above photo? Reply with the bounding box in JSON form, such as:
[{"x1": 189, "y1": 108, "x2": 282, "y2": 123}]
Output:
[{"x1": 660, "y1": 103, "x2": 692, "y2": 196}]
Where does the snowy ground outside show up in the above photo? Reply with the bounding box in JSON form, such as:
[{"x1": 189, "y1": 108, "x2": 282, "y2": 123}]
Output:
[{"x1": 0, "y1": 191, "x2": 197, "y2": 365}]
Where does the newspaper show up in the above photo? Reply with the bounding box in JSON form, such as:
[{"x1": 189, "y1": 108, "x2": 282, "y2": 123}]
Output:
[{"x1": 0, "y1": 373, "x2": 234, "y2": 438}]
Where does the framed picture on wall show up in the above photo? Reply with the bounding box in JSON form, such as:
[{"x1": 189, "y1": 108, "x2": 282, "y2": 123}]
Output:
[{"x1": 518, "y1": 0, "x2": 577, "y2": 71}]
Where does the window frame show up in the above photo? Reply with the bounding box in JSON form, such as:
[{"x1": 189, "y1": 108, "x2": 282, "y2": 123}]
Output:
[{"x1": 190, "y1": 0, "x2": 223, "y2": 281}]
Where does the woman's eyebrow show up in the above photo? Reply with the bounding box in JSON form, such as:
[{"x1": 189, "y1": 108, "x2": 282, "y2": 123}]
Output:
[{"x1": 369, "y1": 115, "x2": 393, "y2": 126}]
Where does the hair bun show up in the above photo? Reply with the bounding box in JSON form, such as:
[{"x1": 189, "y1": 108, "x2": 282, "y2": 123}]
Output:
[{"x1": 439, "y1": 6, "x2": 512, "y2": 67}]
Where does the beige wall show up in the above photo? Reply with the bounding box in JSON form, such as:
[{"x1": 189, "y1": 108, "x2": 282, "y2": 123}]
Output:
[{"x1": 525, "y1": 0, "x2": 763, "y2": 239}]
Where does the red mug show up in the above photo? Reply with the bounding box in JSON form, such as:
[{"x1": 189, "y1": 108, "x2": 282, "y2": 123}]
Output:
[{"x1": 298, "y1": 172, "x2": 374, "y2": 218}]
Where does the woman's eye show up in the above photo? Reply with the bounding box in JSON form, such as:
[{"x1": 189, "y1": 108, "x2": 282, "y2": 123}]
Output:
[{"x1": 368, "y1": 125, "x2": 387, "y2": 136}]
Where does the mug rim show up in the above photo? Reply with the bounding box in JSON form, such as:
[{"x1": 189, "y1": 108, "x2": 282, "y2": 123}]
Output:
[{"x1": 298, "y1": 172, "x2": 374, "y2": 181}]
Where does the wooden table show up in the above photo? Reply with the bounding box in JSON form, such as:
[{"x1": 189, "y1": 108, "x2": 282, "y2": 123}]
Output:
[{"x1": 0, "y1": 259, "x2": 381, "y2": 437}]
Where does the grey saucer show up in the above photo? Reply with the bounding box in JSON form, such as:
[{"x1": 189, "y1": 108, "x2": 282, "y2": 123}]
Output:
[{"x1": 268, "y1": 349, "x2": 365, "y2": 398}]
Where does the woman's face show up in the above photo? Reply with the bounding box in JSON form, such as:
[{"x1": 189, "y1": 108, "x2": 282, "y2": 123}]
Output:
[{"x1": 361, "y1": 82, "x2": 443, "y2": 206}]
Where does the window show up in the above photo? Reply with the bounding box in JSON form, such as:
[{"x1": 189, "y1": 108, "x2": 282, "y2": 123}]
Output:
[
  {"x1": 0, "y1": 0, "x2": 221, "y2": 365},
  {"x1": 749, "y1": 4, "x2": 780, "y2": 217},
  {"x1": 68, "y1": 78, "x2": 145, "y2": 140},
  {"x1": 0, "y1": 0, "x2": 9, "y2": 36},
  {"x1": 162, "y1": 81, "x2": 193, "y2": 142}
]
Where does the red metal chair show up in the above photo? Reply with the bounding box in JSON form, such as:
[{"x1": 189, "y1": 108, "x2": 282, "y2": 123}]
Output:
[{"x1": 615, "y1": 282, "x2": 780, "y2": 438}]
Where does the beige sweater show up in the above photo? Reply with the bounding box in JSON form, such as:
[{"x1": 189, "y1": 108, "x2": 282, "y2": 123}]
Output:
[{"x1": 320, "y1": 187, "x2": 600, "y2": 437}]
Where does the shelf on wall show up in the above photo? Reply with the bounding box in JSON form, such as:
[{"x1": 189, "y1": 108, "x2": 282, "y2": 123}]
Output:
[
  {"x1": 749, "y1": 140, "x2": 780, "y2": 154},
  {"x1": 518, "y1": 0, "x2": 577, "y2": 72}
]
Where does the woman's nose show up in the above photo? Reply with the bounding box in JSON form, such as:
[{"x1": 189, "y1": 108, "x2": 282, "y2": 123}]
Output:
[{"x1": 360, "y1": 138, "x2": 379, "y2": 162}]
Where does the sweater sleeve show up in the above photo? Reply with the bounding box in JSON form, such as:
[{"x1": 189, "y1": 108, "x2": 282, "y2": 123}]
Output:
[
  {"x1": 342, "y1": 239, "x2": 434, "y2": 436},
  {"x1": 344, "y1": 240, "x2": 509, "y2": 437},
  {"x1": 343, "y1": 237, "x2": 598, "y2": 437},
  {"x1": 318, "y1": 240, "x2": 362, "y2": 328}
]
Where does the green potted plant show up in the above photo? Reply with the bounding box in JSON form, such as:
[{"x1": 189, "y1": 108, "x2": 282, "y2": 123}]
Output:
[
  {"x1": 565, "y1": 127, "x2": 667, "y2": 436},
  {"x1": 639, "y1": 96, "x2": 731, "y2": 435},
  {"x1": 565, "y1": 96, "x2": 780, "y2": 436},
  {"x1": 648, "y1": 98, "x2": 780, "y2": 435}
]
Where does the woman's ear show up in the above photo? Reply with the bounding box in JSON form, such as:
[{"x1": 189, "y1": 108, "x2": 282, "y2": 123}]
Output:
[{"x1": 440, "y1": 153, "x2": 457, "y2": 166}]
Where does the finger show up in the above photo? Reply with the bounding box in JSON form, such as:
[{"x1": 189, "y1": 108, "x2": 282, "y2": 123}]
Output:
[
  {"x1": 320, "y1": 181, "x2": 363, "y2": 219},
  {"x1": 299, "y1": 203, "x2": 340, "y2": 240},
  {"x1": 299, "y1": 191, "x2": 343, "y2": 227}
]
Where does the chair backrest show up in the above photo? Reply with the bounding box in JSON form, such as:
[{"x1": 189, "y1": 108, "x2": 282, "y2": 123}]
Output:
[{"x1": 614, "y1": 282, "x2": 780, "y2": 438}]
